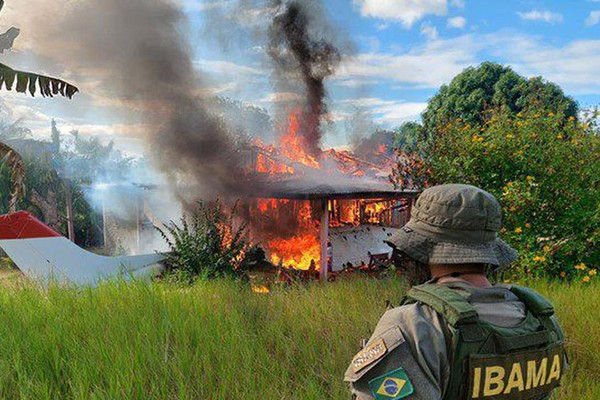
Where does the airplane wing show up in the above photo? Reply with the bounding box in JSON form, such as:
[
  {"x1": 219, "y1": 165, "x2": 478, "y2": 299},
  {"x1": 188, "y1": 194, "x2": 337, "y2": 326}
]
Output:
[{"x1": 0, "y1": 211, "x2": 165, "y2": 286}]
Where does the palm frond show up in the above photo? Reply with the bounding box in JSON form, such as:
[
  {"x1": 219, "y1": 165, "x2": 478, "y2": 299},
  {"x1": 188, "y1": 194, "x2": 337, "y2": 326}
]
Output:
[{"x1": 0, "y1": 63, "x2": 78, "y2": 98}]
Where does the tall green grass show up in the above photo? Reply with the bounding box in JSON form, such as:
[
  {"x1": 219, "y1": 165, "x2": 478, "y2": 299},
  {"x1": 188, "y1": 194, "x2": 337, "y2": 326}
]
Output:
[{"x1": 0, "y1": 277, "x2": 596, "y2": 399}]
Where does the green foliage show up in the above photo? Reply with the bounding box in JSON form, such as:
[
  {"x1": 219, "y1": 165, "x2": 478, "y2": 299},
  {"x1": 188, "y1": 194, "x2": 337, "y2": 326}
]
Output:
[
  {"x1": 422, "y1": 62, "x2": 578, "y2": 137},
  {"x1": 393, "y1": 121, "x2": 423, "y2": 152},
  {"x1": 0, "y1": 277, "x2": 595, "y2": 399},
  {"x1": 59, "y1": 130, "x2": 133, "y2": 184},
  {"x1": 157, "y1": 201, "x2": 250, "y2": 282},
  {"x1": 0, "y1": 63, "x2": 78, "y2": 98},
  {"x1": 420, "y1": 109, "x2": 600, "y2": 280}
]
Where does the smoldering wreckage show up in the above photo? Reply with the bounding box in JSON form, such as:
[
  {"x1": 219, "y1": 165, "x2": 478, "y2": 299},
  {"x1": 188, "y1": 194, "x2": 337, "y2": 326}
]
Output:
[{"x1": 0, "y1": 0, "x2": 421, "y2": 286}]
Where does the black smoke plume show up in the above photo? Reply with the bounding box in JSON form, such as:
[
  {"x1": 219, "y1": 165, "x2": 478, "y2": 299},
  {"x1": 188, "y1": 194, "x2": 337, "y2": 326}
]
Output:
[
  {"x1": 269, "y1": 0, "x2": 341, "y2": 158},
  {"x1": 27, "y1": 0, "x2": 253, "y2": 207}
]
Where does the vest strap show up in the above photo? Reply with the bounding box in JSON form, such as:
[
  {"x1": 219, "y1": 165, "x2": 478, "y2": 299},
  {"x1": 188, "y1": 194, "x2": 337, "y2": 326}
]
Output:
[
  {"x1": 406, "y1": 284, "x2": 478, "y2": 326},
  {"x1": 508, "y1": 285, "x2": 555, "y2": 317}
]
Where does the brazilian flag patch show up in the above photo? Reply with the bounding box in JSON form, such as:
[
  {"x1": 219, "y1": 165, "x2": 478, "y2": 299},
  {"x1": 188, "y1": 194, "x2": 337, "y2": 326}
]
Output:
[{"x1": 369, "y1": 368, "x2": 414, "y2": 399}]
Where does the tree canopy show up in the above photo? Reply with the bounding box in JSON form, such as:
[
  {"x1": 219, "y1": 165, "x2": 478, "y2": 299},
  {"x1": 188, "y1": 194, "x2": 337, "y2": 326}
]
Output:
[{"x1": 422, "y1": 62, "x2": 578, "y2": 136}]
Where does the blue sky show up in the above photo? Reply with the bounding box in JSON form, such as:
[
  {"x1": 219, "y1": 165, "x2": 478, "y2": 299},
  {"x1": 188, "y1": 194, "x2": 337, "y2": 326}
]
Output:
[{"x1": 2, "y1": 0, "x2": 600, "y2": 151}]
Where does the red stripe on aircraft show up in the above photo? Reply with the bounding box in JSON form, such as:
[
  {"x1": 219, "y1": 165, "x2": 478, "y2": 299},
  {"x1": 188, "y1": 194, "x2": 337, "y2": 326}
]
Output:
[{"x1": 0, "y1": 211, "x2": 62, "y2": 240}]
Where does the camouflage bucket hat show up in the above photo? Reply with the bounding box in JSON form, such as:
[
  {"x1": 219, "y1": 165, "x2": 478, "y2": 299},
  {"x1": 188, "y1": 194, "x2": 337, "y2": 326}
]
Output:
[{"x1": 386, "y1": 184, "x2": 518, "y2": 266}]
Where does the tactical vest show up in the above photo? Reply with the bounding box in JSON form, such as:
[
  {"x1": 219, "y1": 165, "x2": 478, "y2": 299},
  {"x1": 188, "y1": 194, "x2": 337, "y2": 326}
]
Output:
[{"x1": 403, "y1": 284, "x2": 566, "y2": 400}]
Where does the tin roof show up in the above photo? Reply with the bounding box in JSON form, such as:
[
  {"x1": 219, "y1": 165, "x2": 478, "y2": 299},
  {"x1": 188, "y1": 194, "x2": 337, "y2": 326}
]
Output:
[{"x1": 250, "y1": 177, "x2": 420, "y2": 200}]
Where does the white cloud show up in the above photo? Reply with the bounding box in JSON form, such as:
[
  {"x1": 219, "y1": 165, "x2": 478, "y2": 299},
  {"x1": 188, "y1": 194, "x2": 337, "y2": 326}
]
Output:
[
  {"x1": 337, "y1": 35, "x2": 480, "y2": 89},
  {"x1": 451, "y1": 0, "x2": 465, "y2": 8},
  {"x1": 420, "y1": 23, "x2": 439, "y2": 40},
  {"x1": 517, "y1": 10, "x2": 563, "y2": 24},
  {"x1": 259, "y1": 92, "x2": 303, "y2": 104},
  {"x1": 585, "y1": 11, "x2": 600, "y2": 26},
  {"x1": 485, "y1": 33, "x2": 600, "y2": 95},
  {"x1": 354, "y1": 0, "x2": 448, "y2": 28},
  {"x1": 338, "y1": 98, "x2": 426, "y2": 126},
  {"x1": 193, "y1": 60, "x2": 263, "y2": 77},
  {"x1": 447, "y1": 16, "x2": 467, "y2": 29},
  {"x1": 373, "y1": 101, "x2": 428, "y2": 125},
  {"x1": 342, "y1": 98, "x2": 397, "y2": 107}
]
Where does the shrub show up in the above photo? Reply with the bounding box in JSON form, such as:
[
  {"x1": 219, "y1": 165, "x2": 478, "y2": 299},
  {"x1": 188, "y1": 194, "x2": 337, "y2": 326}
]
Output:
[
  {"x1": 157, "y1": 200, "x2": 250, "y2": 282},
  {"x1": 398, "y1": 109, "x2": 600, "y2": 280}
]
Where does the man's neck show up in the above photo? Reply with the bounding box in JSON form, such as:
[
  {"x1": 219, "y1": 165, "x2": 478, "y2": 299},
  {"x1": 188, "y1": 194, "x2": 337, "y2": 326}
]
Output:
[
  {"x1": 429, "y1": 263, "x2": 492, "y2": 288},
  {"x1": 437, "y1": 273, "x2": 492, "y2": 288}
]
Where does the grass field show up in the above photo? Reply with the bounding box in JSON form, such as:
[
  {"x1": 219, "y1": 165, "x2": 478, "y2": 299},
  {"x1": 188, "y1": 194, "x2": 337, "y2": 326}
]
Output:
[{"x1": 0, "y1": 274, "x2": 597, "y2": 399}]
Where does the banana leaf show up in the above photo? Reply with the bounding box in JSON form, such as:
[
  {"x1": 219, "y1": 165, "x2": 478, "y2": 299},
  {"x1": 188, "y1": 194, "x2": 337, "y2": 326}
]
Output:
[{"x1": 0, "y1": 63, "x2": 78, "y2": 98}]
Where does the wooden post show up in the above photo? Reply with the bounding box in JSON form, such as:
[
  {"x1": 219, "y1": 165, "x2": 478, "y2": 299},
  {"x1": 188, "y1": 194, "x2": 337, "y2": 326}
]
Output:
[
  {"x1": 407, "y1": 197, "x2": 415, "y2": 223},
  {"x1": 64, "y1": 179, "x2": 75, "y2": 242},
  {"x1": 136, "y1": 192, "x2": 142, "y2": 253},
  {"x1": 319, "y1": 199, "x2": 330, "y2": 281},
  {"x1": 102, "y1": 195, "x2": 108, "y2": 247}
]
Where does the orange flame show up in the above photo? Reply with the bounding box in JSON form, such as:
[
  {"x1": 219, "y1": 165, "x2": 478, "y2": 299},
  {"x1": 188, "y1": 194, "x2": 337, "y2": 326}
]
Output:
[
  {"x1": 281, "y1": 111, "x2": 320, "y2": 168},
  {"x1": 268, "y1": 232, "x2": 320, "y2": 270},
  {"x1": 252, "y1": 285, "x2": 271, "y2": 294},
  {"x1": 364, "y1": 202, "x2": 387, "y2": 224}
]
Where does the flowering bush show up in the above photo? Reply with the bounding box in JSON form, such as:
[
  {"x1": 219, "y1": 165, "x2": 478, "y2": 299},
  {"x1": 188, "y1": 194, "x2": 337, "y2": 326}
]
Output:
[{"x1": 416, "y1": 110, "x2": 600, "y2": 280}]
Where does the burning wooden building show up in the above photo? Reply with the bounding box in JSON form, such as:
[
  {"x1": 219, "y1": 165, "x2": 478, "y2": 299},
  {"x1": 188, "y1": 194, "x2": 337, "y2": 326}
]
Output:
[{"x1": 241, "y1": 111, "x2": 419, "y2": 280}]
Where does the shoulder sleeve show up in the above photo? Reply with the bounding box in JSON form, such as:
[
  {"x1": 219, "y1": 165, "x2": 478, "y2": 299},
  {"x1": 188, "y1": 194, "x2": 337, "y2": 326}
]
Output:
[{"x1": 344, "y1": 303, "x2": 450, "y2": 400}]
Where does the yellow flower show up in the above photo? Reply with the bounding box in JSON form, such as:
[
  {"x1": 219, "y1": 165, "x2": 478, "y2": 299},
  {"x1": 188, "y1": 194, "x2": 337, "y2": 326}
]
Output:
[
  {"x1": 503, "y1": 186, "x2": 509, "y2": 192},
  {"x1": 504, "y1": 279, "x2": 511, "y2": 283},
  {"x1": 559, "y1": 271, "x2": 566, "y2": 278},
  {"x1": 515, "y1": 227, "x2": 523, "y2": 234},
  {"x1": 548, "y1": 112, "x2": 555, "y2": 117},
  {"x1": 556, "y1": 135, "x2": 563, "y2": 140},
  {"x1": 543, "y1": 245, "x2": 551, "y2": 253},
  {"x1": 517, "y1": 112, "x2": 523, "y2": 117},
  {"x1": 535, "y1": 113, "x2": 541, "y2": 118},
  {"x1": 533, "y1": 255, "x2": 546, "y2": 262},
  {"x1": 517, "y1": 150, "x2": 524, "y2": 155},
  {"x1": 575, "y1": 263, "x2": 587, "y2": 270},
  {"x1": 590, "y1": 269, "x2": 597, "y2": 276},
  {"x1": 489, "y1": 143, "x2": 496, "y2": 150},
  {"x1": 509, "y1": 206, "x2": 517, "y2": 212},
  {"x1": 568, "y1": 116, "x2": 575, "y2": 121},
  {"x1": 583, "y1": 276, "x2": 591, "y2": 283},
  {"x1": 526, "y1": 176, "x2": 534, "y2": 182},
  {"x1": 517, "y1": 121, "x2": 523, "y2": 126},
  {"x1": 507, "y1": 182, "x2": 513, "y2": 187},
  {"x1": 507, "y1": 134, "x2": 514, "y2": 139},
  {"x1": 525, "y1": 223, "x2": 531, "y2": 229}
]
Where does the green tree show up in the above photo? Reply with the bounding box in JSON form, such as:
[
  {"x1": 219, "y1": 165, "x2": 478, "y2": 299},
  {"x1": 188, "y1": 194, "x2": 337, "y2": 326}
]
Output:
[
  {"x1": 59, "y1": 130, "x2": 133, "y2": 184},
  {"x1": 411, "y1": 109, "x2": 600, "y2": 280},
  {"x1": 393, "y1": 121, "x2": 423, "y2": 152},
  {"x1": 422, "y1": 62, "x2": 578, "y2": 137},
  {"x1": 0, "y1": 0, "x2": 78, "y2": 98}
]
